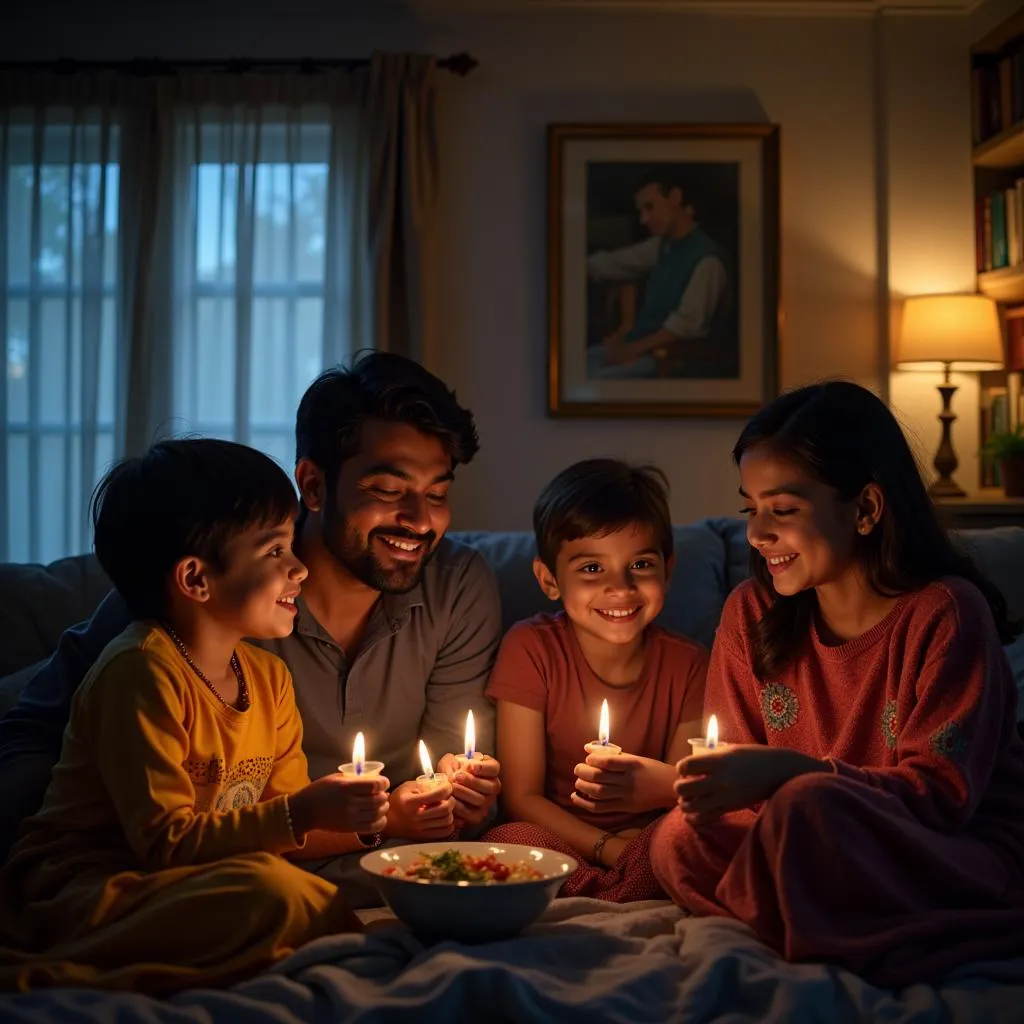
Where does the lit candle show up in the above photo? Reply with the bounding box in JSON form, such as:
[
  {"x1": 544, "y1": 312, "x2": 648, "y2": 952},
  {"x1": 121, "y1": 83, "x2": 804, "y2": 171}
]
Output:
[
  {"x1": 338, "y1": 731, "x2": 384, "y2": 778},
  {"x1": 584, "y1": 699, "x2": 623, "y2": 757},
  {"x1": 416, "y1": 739, "x2": 445, "y2": 791},
  {"x1": 688, "y1": 714, "x2": 728, "y2": 754},
  {"x1": 455, "y1": 710, "x2": 487, "y2": 772}
]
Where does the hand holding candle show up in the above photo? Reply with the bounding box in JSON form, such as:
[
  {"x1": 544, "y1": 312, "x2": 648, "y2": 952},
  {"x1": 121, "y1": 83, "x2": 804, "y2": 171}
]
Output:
[
  {"x1": 454, "y1": 710, "x2": 488, "y2": 773},
  {"x1": 338, "y1": 731, "x2": 385, "y2": 778}
]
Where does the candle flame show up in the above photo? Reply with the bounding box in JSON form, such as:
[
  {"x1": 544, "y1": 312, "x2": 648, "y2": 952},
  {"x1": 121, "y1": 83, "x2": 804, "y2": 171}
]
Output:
[
  {"x1": 707, "y1": 715, "x2": 719, "y2": 750},
  {"x1": 353, "y1": 731, "x2": 365, "y2": 774},
  {"x1": 418, "y1": 739, "x2": 434, "y2": 779},
  {"x1": 598, "y1": 699, "x2": 610, "y2": 745},
  {"x1": 465, "y1": 710, "x2": 476, "y2": 759}
]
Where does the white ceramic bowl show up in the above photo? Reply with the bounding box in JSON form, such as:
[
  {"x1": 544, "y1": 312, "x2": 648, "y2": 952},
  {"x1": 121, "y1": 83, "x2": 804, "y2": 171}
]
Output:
[{"x1": 360, "y1": 841, "x2": 577, "y2": 942}]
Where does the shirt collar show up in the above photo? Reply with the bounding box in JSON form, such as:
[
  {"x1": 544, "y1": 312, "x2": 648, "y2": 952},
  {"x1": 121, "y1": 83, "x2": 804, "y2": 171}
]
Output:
[{"x1": 293, "y1": 581, "x2": 426, "y2": 640}]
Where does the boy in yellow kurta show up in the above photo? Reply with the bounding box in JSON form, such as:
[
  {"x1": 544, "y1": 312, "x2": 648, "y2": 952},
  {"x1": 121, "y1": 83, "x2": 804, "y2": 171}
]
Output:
[{"x1": 0, "y1": 439, "x2": 391, "y2": 993}]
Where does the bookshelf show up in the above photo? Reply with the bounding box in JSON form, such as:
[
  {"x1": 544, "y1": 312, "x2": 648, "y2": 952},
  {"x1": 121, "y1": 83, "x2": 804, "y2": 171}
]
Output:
[{"x1": 972, "y1": 10, "x2": 1024, "y2": 489}]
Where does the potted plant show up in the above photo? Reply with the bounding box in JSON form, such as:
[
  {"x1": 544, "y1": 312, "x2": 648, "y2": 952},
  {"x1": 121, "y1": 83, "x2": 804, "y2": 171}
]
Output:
[{"x1": 982, "y1": 424, "x2": 1024, "y2": 496}]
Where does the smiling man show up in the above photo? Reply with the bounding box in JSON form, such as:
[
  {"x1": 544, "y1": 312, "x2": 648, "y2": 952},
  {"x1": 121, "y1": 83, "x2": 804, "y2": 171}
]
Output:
[{"x1": 0, "y1": 354, "x2": 503, "y2": 892}]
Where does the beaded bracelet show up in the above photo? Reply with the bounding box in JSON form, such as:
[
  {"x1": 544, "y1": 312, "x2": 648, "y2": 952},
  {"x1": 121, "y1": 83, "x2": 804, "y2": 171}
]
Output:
[
  {"x1": 591, "y1": 831, "x2": 614, "y2": 865},
  {"x1": 356, "y1": 832, "x2": 384, "y2": 849}
]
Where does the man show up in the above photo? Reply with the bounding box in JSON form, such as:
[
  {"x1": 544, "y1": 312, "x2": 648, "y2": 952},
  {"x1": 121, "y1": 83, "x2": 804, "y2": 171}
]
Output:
[
  {"x1": 0, "y1": 353, "x2": 503, "y2": 897},
  {"x1": 587, "y1": 169, "x2": 731, "y2": 377}
]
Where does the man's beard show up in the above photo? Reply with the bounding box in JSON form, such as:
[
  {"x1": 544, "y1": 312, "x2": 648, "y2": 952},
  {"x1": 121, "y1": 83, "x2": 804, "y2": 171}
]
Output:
[{"x1": 322, "y1": 503, "x2": 437, "y2": 594}]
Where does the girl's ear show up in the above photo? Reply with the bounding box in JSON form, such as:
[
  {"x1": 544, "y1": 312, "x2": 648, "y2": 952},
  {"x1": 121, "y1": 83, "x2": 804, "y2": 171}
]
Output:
[
  {"x1": 171, "y1": 556, "x2": 212, "y2": 605},
  {"x1": 664, "y1": 552, "x2": 676, "y2": 589},
  {"x1": 855, "y1": 482, "x2": 885, "y2": 536},
  {"x1": 532, "y1": 557, "x2": 561, "y2": 602}
]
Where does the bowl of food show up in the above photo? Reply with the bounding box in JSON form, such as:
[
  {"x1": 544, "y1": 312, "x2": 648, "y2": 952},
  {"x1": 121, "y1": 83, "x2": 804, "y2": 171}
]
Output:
[{"x1": 360, "y1": 841, "x2": 577, "y2": 942}]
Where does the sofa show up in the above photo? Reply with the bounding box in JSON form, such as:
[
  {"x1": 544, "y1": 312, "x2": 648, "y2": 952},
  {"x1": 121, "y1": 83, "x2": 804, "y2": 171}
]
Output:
[
  {"x1": 4, "y1": 517, "x2": 1024, "y2": 721},
  {"x1": 3, "y1": 516, "x2": 1024, "y2": 1022}
]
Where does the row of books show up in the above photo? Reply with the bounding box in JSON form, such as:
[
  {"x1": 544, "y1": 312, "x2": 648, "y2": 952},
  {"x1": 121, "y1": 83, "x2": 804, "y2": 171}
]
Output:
[
  {"x1": 976, "y1": 180, "x2": 1024, "y2": 272},
  {"x1": 972, "y1": 44, "x2": 1024, "y2": 145},
  {"x1": 979, "y1": 313, "x2": 1024, "y2": 487}
]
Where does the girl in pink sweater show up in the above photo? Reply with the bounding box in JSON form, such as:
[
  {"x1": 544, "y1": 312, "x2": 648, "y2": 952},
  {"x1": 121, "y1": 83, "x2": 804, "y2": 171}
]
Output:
[{"x1": 650, "y1": 380, "x2": 1024, "y2": 986}]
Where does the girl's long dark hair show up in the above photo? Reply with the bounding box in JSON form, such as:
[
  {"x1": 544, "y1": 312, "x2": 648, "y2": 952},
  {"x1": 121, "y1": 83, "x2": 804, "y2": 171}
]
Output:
[{"x1": 735, "y1": 381, "x2": 1018, "y2": 679}]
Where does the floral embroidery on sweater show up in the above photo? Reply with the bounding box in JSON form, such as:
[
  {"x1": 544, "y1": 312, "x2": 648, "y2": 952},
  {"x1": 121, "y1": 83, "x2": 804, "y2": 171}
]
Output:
[
  {"x1": 882, "y1": 700, "x2": 898, "y2": 750},
  {"x1": 930, "y1": 722, "x2": 967, "y2": 760},
  {"x1": 760, "y1": 683, "x2": 799, "y2": 731}
]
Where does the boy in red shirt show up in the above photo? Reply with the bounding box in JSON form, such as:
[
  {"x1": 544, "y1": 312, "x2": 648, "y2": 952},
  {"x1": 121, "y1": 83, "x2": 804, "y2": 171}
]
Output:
[{"x1": 484, "y1": 459, "x2": 708, "y2": 901}]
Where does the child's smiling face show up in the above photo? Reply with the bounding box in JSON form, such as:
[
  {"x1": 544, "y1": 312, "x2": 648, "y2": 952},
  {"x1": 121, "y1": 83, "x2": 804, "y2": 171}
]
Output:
[
  {"x1": 204, "y1": 518, "x2": 308, "y2": 639},
  {"x1": 533, "y1": 522, "x2": 671, "y2": 650}
]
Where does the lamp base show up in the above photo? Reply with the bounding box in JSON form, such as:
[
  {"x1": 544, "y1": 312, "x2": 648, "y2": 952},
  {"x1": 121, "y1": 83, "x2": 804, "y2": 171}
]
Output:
[
  {"x1": 927, "y1": 476, "x2": 966, "y2": 499},
  {"x1": 930, "y1": 378, "x2": 966, "y2": 500}
]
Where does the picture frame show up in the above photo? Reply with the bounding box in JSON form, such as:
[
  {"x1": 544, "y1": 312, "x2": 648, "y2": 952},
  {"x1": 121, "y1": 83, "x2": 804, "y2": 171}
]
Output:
[{"x1": 546, "y1": 122, "x2": 781, "y2": 418}]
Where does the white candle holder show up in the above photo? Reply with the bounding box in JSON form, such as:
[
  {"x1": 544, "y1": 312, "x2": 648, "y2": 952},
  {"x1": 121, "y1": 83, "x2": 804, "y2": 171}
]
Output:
[
  {"x1": 415, "y1": 773, "x2": 446, "y2": 792},
  {"x1": 454, "y1": 751, "x2": 488, "y2": 773},
  {"x1": 584, "y1": 740, "x2": 623, "y2": 758},
  {"x1": 686, "y1": 738, "x2": 729, "y2": 755},
  {"x1": 338, "y1": 760, "x2": 385, "y2": 779}
]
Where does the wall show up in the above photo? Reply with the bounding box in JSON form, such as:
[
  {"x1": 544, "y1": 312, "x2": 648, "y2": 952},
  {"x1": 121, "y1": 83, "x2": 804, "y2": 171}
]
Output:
[{"x1": 2, "y1": 1, "x2": 978, "y2": 529}]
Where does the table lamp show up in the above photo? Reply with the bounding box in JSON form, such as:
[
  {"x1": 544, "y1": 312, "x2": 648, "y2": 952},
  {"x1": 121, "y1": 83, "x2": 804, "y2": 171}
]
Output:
[{"x1": 893, "y1": 293, "x2": 1004, "y2": 498}]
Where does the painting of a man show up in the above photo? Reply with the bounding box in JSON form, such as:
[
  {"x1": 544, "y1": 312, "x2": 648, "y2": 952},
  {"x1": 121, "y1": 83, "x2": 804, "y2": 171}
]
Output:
[{"x1": 585, "y1": 164, "x2": 739, "y2": 380}]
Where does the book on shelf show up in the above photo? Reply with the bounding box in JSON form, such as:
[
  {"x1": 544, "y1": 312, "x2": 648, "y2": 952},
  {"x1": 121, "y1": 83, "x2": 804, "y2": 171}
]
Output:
[
  {"x1": 972, "y1": 41, "x2": 1024, "y2": 145},
  {"x1": 979, "y1": 376, "x2": 1009, "y2": 488},
  {"x1": 977, "y1": 178, "x2": 1024, "y2": 272}
]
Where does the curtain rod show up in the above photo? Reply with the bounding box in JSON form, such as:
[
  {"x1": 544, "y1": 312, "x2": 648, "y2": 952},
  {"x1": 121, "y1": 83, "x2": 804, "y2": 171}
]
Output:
[{"x1": 0, "y1": 52, "x2": 479, "y2": 77}]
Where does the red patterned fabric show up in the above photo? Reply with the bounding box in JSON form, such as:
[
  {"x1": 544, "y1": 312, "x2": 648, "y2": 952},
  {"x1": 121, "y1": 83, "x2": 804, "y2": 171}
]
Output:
[
  {"x1": 651, "y1": 577, "x2": 1024, "y2": 987},
  {"x1": 480, "y1": 819, "x2": 665, "y2": 903}
]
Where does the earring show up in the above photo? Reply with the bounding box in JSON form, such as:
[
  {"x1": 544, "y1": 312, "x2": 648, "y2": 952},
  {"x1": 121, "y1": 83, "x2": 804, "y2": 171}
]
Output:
[{"x1": 859, "y1": 521, "x2": 873, "y2": 535}]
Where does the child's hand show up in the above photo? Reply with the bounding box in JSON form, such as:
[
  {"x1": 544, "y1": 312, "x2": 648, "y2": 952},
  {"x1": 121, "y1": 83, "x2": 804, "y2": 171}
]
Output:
[
  {"x1": 438, "y1": 752, "x2": 502, "y2": 828},
  {"x1": 675, "y1": 746, "x2": 831, "y2": 824},
  {"x1": 571, "y1": 753, "x2": 677, "y2": 815},
  {"x1": 289, "y1": 774, "x2": 390, "y2": 838},
  {"x1": 385, "y1": 778, "x2": 457, "y2": 841}
]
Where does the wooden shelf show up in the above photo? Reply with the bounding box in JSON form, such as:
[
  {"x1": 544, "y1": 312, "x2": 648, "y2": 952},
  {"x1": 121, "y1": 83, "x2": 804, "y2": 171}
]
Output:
[
  {"x1": 973, "y1": 122, "x2": 1024, "y2": 169},
  {"x1": 979, "y1": 265, "x2": 1024, "y2": 303}
]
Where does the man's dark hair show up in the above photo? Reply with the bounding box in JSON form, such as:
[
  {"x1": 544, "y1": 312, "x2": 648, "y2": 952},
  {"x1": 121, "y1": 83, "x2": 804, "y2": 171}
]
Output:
[
  {"x1": 91, "y1": 439, "x2": 298, "y2": 621},
  {"x1": 295, "y1": 351, "x2": 479, "y2": 491},
  {"x1": 533, "y1": 459, "x2": 674, "y2": 572},
  {"x1": 634, "y1": 166, "x2": 687, "y2": 201}
]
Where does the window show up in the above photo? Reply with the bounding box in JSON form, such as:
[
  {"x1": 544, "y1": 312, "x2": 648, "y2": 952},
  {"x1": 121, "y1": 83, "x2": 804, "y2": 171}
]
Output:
[
  {"x1": 3, "y1": 118, "x2": 120, "y2": 564},
  {"x1": 172, "y1": 117, "x2": 330, "y2": 472}
]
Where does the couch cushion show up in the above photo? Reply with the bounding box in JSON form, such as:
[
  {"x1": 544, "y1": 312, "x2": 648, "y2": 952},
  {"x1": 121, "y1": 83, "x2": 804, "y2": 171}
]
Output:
[
  {"x1": 0, "y1": 555, "x2": 110, "y2": 678},
  {"x1": 450, "y1": 522, "x2": 730, "y2": 649}
]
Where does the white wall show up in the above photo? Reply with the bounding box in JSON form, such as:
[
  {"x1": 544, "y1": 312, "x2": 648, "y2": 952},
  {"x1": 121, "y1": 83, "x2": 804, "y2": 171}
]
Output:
[{"x1": 2, "y1": 1, "x2": 980, "y2": 528}]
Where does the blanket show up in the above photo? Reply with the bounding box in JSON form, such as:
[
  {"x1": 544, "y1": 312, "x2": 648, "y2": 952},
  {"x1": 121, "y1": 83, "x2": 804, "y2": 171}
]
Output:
[{"x1": 2, "y1": 899, "x2": 1023, "y2": 1022}]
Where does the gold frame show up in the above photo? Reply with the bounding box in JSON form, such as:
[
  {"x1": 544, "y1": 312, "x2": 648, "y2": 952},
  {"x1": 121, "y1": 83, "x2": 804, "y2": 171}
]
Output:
[{"x1": 546, "y1": 122, "x2": 781, "y2": 418}]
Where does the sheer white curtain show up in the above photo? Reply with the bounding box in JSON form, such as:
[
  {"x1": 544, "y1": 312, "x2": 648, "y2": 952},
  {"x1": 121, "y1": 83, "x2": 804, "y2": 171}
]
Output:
[
  {"x1": 160, "y1": 98, "x2": 368, "y2": 471},
  {"x1": 2, "y1": 59, "x2": 436, "y2": 565},
  {"x1": 1, "y1": 104, "x2": 121, "y2": 563}
]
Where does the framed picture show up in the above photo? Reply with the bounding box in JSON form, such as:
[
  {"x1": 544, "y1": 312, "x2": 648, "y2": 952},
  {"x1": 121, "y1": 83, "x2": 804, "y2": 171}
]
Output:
[{"x1": 547, "y1": 123, "x2": 780, "y2": 418}]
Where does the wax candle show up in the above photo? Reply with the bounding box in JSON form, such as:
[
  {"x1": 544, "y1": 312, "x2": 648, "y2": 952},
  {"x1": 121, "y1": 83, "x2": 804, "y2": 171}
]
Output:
[
  {"x1": 416, "y1": 739, "x2": 445, "y2": 791},
  {"x1": 688, "y1": 714, "x2": 728, "y2": 754},
  {"x1": 584, "y1": 699, "x2": 623, "y2": 757},
  {"x1": 338, "y1": 731, "x2": 384, "y2": 778},
  {"x1": 455, "y1": 709, "x2": 487, "y2": 772}
]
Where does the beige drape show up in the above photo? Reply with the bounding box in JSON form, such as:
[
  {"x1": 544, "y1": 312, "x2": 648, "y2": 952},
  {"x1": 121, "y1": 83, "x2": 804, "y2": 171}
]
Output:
[{"x1": 366, "y1": 54, "x2": 439, "y2": 363}]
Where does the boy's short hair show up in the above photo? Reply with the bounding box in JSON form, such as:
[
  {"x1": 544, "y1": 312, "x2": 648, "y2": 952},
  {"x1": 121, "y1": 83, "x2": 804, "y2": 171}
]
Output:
[
  {"x1": 294, "y1": 351, "x2": 479, "y2": 492},
  {"x1": 533, "y1": 459, "x2": 674, "y2": 572},
  {"x1": 91, "y1": 439, "x2": 298, "y2": 621}
]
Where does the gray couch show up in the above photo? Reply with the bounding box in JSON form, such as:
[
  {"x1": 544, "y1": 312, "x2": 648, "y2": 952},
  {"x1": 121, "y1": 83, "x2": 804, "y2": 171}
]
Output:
[{"x1": 3, "y1": 517, "x2": 1024, "y2": 720}]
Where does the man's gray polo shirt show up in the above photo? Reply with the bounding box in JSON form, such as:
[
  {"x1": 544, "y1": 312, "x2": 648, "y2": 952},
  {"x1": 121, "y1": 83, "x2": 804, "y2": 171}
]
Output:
[{"x1": 256, "y1": 537, "x2": 501, "y2": 785}]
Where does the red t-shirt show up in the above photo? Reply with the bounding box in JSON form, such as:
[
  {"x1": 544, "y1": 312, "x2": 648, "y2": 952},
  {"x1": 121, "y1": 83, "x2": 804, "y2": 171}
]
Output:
[{"x1": 487, "y1": 612, "x2": 709, "y2": 832}]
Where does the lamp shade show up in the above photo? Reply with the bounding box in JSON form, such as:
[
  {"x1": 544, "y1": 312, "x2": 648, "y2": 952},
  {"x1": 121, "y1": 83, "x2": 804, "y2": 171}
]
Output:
[{"x1": 894, "y1": 294, "x2": 1004, "y2": 371}]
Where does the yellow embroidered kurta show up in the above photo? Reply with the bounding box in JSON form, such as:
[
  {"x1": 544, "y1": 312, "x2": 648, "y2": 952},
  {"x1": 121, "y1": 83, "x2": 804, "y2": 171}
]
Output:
[{"x1": 0, "y1": 623, "x2": 354, "y2": 993}]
